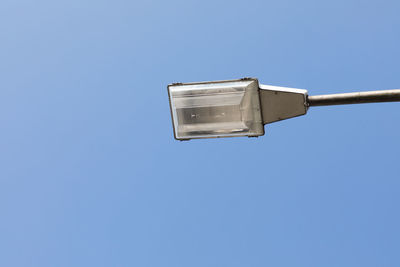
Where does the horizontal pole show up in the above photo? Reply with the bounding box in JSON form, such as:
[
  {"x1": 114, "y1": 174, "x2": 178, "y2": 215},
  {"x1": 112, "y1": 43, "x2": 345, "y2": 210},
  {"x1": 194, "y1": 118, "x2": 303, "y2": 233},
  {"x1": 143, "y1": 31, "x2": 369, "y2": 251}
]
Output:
[{"x1": 308, "y1": 89, "x2": 400, "y2": 107}]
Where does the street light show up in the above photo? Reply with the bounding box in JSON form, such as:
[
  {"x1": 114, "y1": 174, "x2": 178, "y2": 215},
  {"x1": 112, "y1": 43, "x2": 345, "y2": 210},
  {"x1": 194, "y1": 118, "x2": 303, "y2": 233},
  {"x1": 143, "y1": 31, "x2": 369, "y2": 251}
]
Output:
[{"x1": 167, "y1": 78, "x2": 400, "y2": 140}]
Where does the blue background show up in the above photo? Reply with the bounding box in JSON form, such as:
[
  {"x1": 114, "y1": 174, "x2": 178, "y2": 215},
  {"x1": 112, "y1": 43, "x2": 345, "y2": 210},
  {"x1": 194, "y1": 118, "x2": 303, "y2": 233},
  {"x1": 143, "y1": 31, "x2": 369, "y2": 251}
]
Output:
[{"x1": 1, "y1": 0, "x2": 400, "y2": 266}]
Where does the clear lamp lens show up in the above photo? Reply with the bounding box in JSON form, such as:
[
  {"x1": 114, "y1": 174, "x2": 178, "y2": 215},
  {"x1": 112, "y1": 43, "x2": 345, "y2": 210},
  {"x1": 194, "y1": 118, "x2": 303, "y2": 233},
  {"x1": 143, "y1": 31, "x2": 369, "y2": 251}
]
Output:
[{"x1": 168, "y1": 79, "x2": 264, "y2": 140}]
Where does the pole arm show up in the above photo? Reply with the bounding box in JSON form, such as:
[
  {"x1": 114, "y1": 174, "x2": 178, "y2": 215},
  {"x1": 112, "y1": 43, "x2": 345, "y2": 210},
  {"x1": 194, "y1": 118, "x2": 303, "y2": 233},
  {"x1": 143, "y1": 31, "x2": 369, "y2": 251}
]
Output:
[{"x1": 307, "y1": 89, "x2": 400, "y2": 107}]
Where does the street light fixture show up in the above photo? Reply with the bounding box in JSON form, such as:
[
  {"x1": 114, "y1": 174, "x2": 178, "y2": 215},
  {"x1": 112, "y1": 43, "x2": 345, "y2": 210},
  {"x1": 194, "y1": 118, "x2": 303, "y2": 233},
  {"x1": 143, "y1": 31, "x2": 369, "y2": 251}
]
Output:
[{"x1": 167, "y1": 78, "x2": 400, "y2": 140}]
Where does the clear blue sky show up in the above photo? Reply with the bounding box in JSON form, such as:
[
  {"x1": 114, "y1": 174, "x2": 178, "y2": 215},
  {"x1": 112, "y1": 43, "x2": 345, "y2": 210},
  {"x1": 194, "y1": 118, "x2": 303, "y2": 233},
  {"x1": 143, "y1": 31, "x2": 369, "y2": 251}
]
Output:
[{"x1": 1, "y1": 0, "x2": 400, "y2": 266}]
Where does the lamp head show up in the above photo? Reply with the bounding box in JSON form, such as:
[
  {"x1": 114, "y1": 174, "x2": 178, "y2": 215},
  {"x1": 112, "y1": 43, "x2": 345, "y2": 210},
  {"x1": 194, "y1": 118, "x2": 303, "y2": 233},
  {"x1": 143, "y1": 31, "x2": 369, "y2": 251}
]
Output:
[{"x1": 168, "y1": 78, "x2": 264, "y2": 140}]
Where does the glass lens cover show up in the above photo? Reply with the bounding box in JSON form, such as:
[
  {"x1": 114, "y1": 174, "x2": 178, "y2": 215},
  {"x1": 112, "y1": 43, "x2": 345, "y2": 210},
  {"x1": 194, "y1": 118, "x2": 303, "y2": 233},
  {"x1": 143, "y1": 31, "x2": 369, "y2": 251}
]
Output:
[{"x1": 168, "y1": 79, "x2": 264, "y2": 140}]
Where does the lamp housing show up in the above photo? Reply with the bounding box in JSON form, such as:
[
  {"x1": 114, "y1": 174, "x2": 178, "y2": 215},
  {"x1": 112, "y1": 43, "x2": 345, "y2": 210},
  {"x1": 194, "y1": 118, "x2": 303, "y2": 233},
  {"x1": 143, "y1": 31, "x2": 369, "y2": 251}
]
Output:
[{"x1": 168, "y1": 78, "x2": 264, "y2": 140}]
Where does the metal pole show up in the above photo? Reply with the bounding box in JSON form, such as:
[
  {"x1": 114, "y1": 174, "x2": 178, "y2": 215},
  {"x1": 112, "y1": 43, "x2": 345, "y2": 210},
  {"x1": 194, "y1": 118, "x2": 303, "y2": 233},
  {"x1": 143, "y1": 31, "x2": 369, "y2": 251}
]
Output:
[{"x1": 307, "y1": 89, "x2": 400, "y2": 107}]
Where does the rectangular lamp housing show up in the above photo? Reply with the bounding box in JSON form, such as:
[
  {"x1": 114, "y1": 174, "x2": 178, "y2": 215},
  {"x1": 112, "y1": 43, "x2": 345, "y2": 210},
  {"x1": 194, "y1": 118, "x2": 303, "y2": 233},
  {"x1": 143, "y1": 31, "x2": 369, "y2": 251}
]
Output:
[{"x1": 168, "y1": 78, "x2": 264, "y2": 140}]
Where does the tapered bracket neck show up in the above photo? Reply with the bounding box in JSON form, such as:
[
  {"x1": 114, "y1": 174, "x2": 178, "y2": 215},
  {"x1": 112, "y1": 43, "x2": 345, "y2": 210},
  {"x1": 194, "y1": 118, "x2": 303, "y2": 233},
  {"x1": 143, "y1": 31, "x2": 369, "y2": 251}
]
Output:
[{"x1": 259, "y1": 84, "x2": 308, "y2": 124}]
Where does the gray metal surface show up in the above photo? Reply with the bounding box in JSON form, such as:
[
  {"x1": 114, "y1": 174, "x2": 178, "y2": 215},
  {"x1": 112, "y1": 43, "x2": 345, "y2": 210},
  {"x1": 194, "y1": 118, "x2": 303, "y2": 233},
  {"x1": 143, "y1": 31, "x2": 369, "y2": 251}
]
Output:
[
  {"x1": 308, "y1": 89, "x2": 400, "y2": 106},
  {"x1": 259, "y1": 84, "x2": 308, "y2": 124}
]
